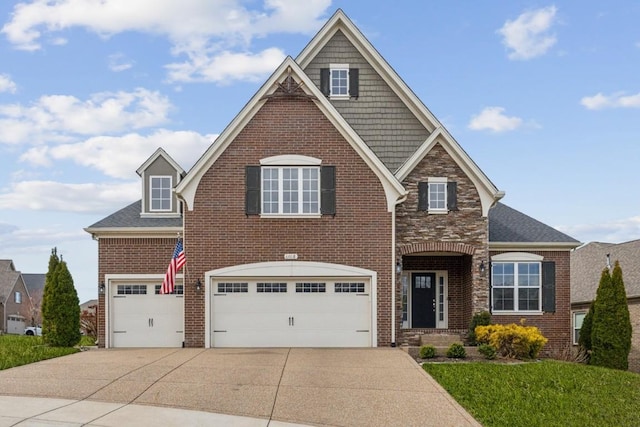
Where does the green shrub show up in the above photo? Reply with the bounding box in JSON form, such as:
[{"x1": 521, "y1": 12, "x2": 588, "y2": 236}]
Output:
[
  {"x1": 478, "y1": 344, "x2": 497, "y2": 360},
  {"x1": 446, "y1": 343, "x2": 466, "y2": 359},
  {"x1": 419, "y1": 345, "x2": 436, "y2": 359},
  {"x1": 578, "y1": 300, "x2": 594, "y2": 360},
  {"x1": 468, "y1": 311, "x2": 492, "y2": 345},
  {"x1": 475, "y1": 322, "x2": 547, "y2": 359}
]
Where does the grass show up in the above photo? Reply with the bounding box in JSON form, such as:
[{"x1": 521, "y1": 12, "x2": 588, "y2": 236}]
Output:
[
  {"x1": 423, "y1": 360, "x2": 640, "y2": 427},
  {"x1": 0, "y1": 335, "x2": 81, "y2": 370}
]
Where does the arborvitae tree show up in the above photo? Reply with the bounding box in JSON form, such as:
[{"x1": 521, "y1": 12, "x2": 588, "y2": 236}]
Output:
[
  {"x1": 41, "y1": 248, "x2": 60, "y2": 343},
  {"x1": 42, "y1": 250, "x2": 81, "y2": 347},
  {"x1": 591, "y1": 262, "x2": 632, "y2": 370},
  {"x1": 578, "y1": 300, "x2": 595, "y2": 358}
]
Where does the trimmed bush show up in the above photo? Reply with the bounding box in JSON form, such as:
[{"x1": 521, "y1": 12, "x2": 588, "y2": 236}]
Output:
[
  {"x1": 446, "y1": 343, "x2": 466, "y2": 359},
  {"x1": 591, "y1": 262, "x2": 632, "y2": 370},
  {"x1": 468, "y1": 311, "x2": 492, "y2": 345},
  {"x1": 478, "y1": 344, "x2": 497, "y2": 360},
  {"x1": 475, "y1": 322, "x2": 547, "y2": 360},
  {"x1": 419, "y1": 345, "x2": 437, "y2": 359}
]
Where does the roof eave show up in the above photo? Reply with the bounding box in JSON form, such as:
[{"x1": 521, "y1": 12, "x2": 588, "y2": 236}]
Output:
[
  {"x1": 489, "y1": 241, "x2": 582, "y2": 251},
  {"x1": 83, "y1": 226, "x2": 183, "y2": 239}
]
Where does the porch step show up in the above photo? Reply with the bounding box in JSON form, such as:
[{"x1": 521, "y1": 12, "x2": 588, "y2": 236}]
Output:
[{"x1": 420, "y1": 333, "x2": 465, "y2": 347}]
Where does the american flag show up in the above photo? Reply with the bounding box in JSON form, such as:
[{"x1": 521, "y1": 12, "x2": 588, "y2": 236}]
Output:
[{"x1": 161, "y1": 239, "x2": 186, "y2": 294}]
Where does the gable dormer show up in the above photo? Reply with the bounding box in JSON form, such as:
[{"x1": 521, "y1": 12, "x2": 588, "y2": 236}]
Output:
[{"x1": 136, "y1": 148, "x2": 185, "y2": 218}]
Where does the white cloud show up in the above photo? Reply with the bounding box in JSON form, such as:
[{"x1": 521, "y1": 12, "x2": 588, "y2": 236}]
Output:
[
  {"x1": 0, "y1": 74, "x2": 17, "y2": 93},
  {"x1": 166, "y1": 48, "x2": 286, "y2": 83},
  {"x1": 468, "y1": 107, "x2": 523, "y2": 133},
  {"x1": 108, "y1": 53, "x2": 134, "y2": 72},
  {"x1": 1, "y1": 0, "x2": 331, "y2": 83},
  {"x1": 20, "y1": 130, "x2": 215, "y2": 179},
  {"x1": 0, "y1": 180, "x2": 139, "y2": 213},
  {"x1": 0, "y1": 88, "x2": 172, "y2": 145},
  {"x1": 557, "y1": 216, "x2": 640, "y2": 244},
  {"x1": 580, "y1": 92, "x2": 640, "y2": 110},
  {"x1": 497, "y1": 6, "x2": 558, "y2": 60}
]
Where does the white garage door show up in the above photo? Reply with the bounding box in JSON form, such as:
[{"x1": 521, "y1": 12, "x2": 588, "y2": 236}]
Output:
[
  {"x1": 110, "y1": 283, "x2": 184, "y2": 347},
  {"x1": 8, "y1": 315, "x2": 26, "y2": 335},
  {"x1": 211, "y1": 279, "x2": 371, "y2": 347}
]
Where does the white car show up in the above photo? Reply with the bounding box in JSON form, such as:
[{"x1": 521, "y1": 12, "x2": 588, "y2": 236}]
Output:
[{"x1": 24, "y1": 326, "x2": 42, "y2": 336}]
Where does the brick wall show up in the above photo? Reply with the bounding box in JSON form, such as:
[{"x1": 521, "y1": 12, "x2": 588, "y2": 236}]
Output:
[
  {"x1": 183, "y1": 94, "x2": 392, "y2": 347},
  {"x1": 490, "y1": 250, "x2": 572, "y2": 356},
  {"x1": 3, "y1": 279, "x2": 32, "y2": 332}
]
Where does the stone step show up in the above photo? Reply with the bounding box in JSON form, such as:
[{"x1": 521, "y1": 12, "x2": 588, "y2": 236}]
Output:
[{"x1": 420, "y1": 333, "x2": 465, "y2": 347}]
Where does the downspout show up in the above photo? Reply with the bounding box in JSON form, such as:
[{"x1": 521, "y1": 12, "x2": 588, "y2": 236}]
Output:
[{"x1": 391, "y1": 192, "x2": 408, "y2": 347}]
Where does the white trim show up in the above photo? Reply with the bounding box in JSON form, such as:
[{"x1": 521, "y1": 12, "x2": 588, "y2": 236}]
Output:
[
  {"x1": 149, "y1": 175, "x2": 173, "y2": 212},
  {"x1": 489, "y1": 242, "x2": 580, "y2": 251},
  {"x1": 175, "y1": 56, "x2": 405, "y2": 212},
  {"x1": 403, "y1": 270, "x2": 448, "y2": 329},
  {"x1": 490, "y1": 261, "x2": 542, "y2": 313},
  {"x1": 204, "y1": 261, "x2": 377, "y2": 348},
  {"x1": 104, "y1": 273, "x2": 184, "y2": 349},
  {"x1": 427, "y1": 178, "x2": 447, "y2": 213},
  {"x1": 136, "y1": 148, "x2": 186, "y2": 176},
  {"x1": 491, "y1": 252, "x2": 544, "y2": 262},
  {"x1": 572, "y1": 310, "x2": 587, "y2": 345},
  {"x1": 261, "y1": 165, "x2": 320, "y2": 216},
  {"x1": 260, "y1": 155, "x2": 321, "y2": 166},
  {"x1": 84, "y1": 227, "x2": 183, "y2": 239}
]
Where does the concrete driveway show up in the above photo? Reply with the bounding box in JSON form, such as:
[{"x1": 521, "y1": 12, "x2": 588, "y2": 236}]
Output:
[{"x1": 0, "y1": 348, "x2": 479, "y2": 426}]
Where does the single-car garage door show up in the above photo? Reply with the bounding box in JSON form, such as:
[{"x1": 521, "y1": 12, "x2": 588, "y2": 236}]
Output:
[
  {"x1": 211, "y1": 279, "x2": 371, "y2": 347},
  {"x1": 110, "y1": 282, "x2": 183, "y2": 347}
]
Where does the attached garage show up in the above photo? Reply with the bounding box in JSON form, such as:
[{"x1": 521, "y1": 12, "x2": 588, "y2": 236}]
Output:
[
  {"x1": 107, "y1": 277, "x2": 184, "y2": 348},
  {"x1": 206, "y1": 262, "x2": 377, "y2": 348},
  {"x1": 7, "y1": 315, "x2": 25, "y2": 335}
]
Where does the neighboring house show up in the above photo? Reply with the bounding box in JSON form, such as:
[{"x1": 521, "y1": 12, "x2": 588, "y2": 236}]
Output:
[
  {"x1": 80, "y1": 299, "x2": 98, "y2": 314},
  {"x1": 571, "y1": 240, "x2": 640, "y2": 372},
  {"x1": 0, "y1": 260, "x2": 33, "y2": 334},
  {"x1": 85, "y1": 10, "x2": 580, "y2": 353},
  {"x1": 23, "y1": 273, "x2": 45, "y2": 326}
]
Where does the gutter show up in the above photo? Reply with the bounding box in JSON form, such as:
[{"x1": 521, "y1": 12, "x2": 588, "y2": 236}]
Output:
[{"x1": 390, "y1": 191, "x2": 408, "y2": 347}]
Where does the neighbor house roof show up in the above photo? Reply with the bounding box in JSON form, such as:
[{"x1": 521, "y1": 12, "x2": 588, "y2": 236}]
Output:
[
  {"x1": 84, "y1": 200, "x2": 183, "y2": 236},
  {"x1": 488, "y1": 202, "x2": 580, "y2": 248},
  {"x1": 0, "y1": 260, "x2": 21, "y2": 303},
  {"x1": 22, "y1": 274, "x2": 45, "y2": 295},
  {"x1": 571, "y1": 239, "x2": 640, "y2": 304}
]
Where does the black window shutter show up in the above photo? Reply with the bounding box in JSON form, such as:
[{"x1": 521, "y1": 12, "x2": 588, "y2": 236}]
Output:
[
  {"x1": 418, "y1": 182, "x2": 428, "y2": 211},
  {"x1": 447, "y1": 181, "x2": 458, "y2": 211},
  {"x1": 542, "y1": 261, "x2": 556, "y2": 313},
  {"x1": 320, "y1": 166, "x2": 336, "y2": 215},
  {"x1": 349, "y1": 68, "x2": 359, "y2": 98},
  {"x1": 320, "y1": 68, "x2": 330, "y2": 97},
  {"x1": 245, "y1": 166, "x2": 260, "y2": 215}
]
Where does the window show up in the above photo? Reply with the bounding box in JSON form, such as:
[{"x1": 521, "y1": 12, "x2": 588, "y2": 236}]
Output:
[
  {"x1": 14, "y1": 291, "x2": 21, "y2": 304},
  {"x1": 330, "y1": 66, "x2": 349, "y2": 97},
  {"x1": 573, "y1": 311, "x2": 586, "y2": 345},
  {"x1": 150, "y1": 176, "x2": 172, "y2": 211},
  {"x1": 335, "y1": 282, "x2": 365, "y2": 293},
  {"x1": 320, "y1": 66, "x2": 359, "y2": 98},
  {"x1": 261, "y1": 167, "x2": 319, "y2": 215},
  {"x1": 418, "y1": 179, "x2": 457, "y2": 213},
  {"x1": 217, "y1": 283, "x2": 248, "y2": 293},
  {"x1": 154, "y1": 284, "x2": 183, "y2": 295},
  {"x1": 257, "y1": 283, "x2": 287, "y2": 293},
  {"x1": 492, "y1": 262, "x2": 541, "y2": 312},
  {"x1": 296, "y1": 282, "x2": 326, "y2": 293},
  {"x1": 116, "y1": 285, "x2": 147, "y2": 295}
]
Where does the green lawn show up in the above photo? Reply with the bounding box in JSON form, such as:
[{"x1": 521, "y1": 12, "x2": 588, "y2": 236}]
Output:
[
  {"x1": 423, "y1": 361, "x2": 640, "y2": 427},
  {"x1": 0, "y1": 335, "x2": 81, "y2": 370}
]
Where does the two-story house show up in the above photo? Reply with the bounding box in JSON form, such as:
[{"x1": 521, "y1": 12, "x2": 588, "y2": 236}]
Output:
[{"x1": 85, "y1": 10, "x2": 579, "y2": 354}]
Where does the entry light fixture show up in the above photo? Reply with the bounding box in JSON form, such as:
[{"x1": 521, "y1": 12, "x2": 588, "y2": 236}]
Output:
[
  {"x1": 479, "y1": 260, "x2": 486, "y2": 274},
  {"x1": 196, "y1": 278, "x2": 202, "y2": 292},
  {"x1": 98, "y1": 282, "x2": 105, "y2": 294},
  {"x1": 396, "y1": 259, "x2": 402, "y2": 274}
]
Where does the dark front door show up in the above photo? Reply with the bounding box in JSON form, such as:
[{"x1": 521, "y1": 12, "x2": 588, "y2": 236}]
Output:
[{"x1": 412, "y1": 272, "x2": 436, "y2": 328}]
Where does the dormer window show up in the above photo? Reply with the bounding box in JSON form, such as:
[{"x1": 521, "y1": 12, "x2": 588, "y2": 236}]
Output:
[
  {"x1": 150, "y1": 176, "x2": 172, "y2": 211},
  {"x1": 330, "y1": 65, "x2": 349, "y2": 97}
]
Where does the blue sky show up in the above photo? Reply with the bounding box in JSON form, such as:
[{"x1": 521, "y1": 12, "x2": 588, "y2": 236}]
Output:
[{"x1": 0, "y1": 1, "x2": 639, "y2": 304}]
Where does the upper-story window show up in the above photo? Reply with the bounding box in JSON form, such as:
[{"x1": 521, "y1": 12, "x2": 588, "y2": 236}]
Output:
[
  {"x1": 320, "y1": 65, "x2": 359, "y2": 99},
  {"x1": 246, "y1": 155, "x2": 335, "y2": 217},
  {"x1": 150, "y1": 176, "x2": 172, "y2": 211},
  {"x1": 262, "y1": 167, "x2": 319, "y2": 215},
  {"x1": 418, "y1": 178, "x2": 457, "y2": 213},
  {"x1": 14, "y1": 291, "x2": 21, "y2": 304}
]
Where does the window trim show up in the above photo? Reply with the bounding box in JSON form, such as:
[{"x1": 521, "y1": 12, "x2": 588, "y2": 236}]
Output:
[
  {"x1": 14, "y1": 291, "x2": 21, "y2": 304},
  {"x1": 260, "y1": 166, "x2": 321, "y2": 217},
  {"x1": 149, "y1": 175, "x2": 172, "y2": 212},
  {"x1": 329, "y1": 63, "x2": 350, "y2": 99},
  {"x1": 573, "y1": 311, "x2": 587, "y2": 345},
  {"x1": 491, "y1": 260, "x2": 543, "y2": 313},
  {"x1": 427, "y1": 177, "x2": 447, "y2": 213}
]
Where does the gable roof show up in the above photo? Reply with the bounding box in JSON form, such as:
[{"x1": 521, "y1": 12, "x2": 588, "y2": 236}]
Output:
[
  {"x1": 0, "y1": 260, "x2": 21, "y2": 303},
  {"x1": 175, "y1": 56, "x2": 406, "y2": 212},
  {"x1": 22, "y1": 274, "x2": 45, "y2": 295},
  {"x1": 84, "y1": 200, "x2": 183, "y2": 236},
  {"x1": 136, "y1": 147, "x2": 185, "y2": 176},
  {"x1": 571, "y1": 240, "x2": 640, "y2": 303},
  {"x1": 489, "y1": 202, "x2": 580, "y2": 249},
  {"x1": 296, "y1": 9, "x2": 503, "y2": 216}
]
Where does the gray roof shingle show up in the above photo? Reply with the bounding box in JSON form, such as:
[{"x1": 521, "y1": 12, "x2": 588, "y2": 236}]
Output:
[
  {"x1": 488, "y1": 202, "x2": 579, "y2": 244},
  {"x1": 22, "y1": 274, "x2": 45, "y2": 294},
  {"x1": 86, "y1": 200, "x2": 183, "y2": 229}
]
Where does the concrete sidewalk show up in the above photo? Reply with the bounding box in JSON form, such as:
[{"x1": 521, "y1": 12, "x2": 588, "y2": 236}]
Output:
[{"x1": 0, "y1": 348, "x2": 480, "y2": 426}]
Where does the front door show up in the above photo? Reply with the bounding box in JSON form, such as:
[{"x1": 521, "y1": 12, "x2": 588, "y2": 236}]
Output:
[{"x1": 412, "y1": 273, "x2": 436, "y2": 328}]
